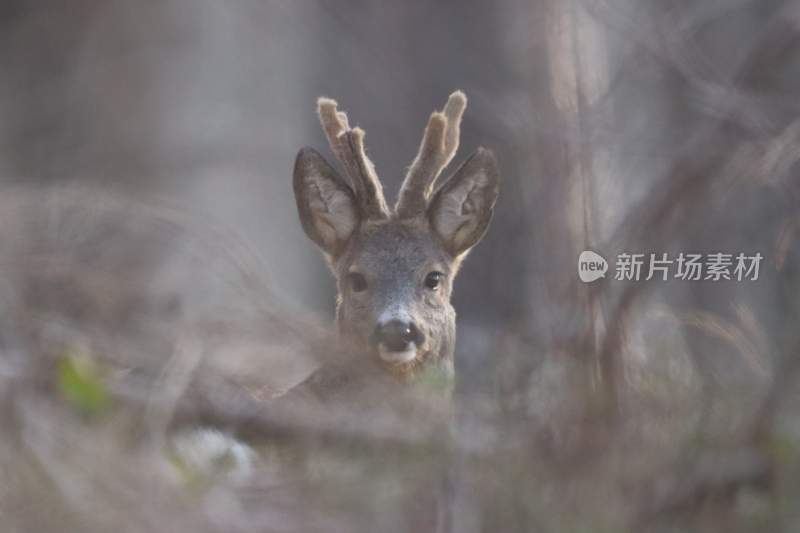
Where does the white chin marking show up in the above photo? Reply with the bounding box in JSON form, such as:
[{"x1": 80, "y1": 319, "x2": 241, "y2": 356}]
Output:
[{"x1": 378, "y1": 344, "x2": 418, "y2": 364}]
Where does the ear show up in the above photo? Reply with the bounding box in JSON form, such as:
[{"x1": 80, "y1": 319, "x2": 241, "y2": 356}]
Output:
[
  {"x1": 428, "y1": 147, "x2": 499, "y2": 256},
  {"x1": 293, "y1": 147, "x2": 359, "y2": 256}
]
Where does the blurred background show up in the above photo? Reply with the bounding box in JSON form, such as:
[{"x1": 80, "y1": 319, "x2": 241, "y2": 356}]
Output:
[{"x1": 1, "y1": 1, "x2": 799, "y2": 532}]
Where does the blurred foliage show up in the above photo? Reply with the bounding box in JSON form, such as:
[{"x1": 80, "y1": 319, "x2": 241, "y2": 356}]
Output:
[{"x1": 57, "y1": 348, "x2": 110, "y2": 417}]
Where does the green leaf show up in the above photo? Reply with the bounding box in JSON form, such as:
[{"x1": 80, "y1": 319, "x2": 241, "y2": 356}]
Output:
[{"x1": 58, "y1": 350, "x2": 110, "y2": 417}]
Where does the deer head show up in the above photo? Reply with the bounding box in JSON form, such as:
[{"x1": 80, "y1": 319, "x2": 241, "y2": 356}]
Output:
[{"x1": 293, "y1": 91, "x2": 499, "y2": 382}]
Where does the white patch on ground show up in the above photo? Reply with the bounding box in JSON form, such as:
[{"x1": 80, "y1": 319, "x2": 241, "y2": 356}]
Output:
[{"x1": 170, "y1": 428, "x2": 256, "y2": 483}]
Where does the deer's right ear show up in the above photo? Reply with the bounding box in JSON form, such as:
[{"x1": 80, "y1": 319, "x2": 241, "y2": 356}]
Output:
[{"x1": 293, "y1": 147, "x2": 359, "y2": 256}]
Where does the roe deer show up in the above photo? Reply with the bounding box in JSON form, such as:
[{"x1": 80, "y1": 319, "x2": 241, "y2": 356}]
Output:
[{"x1": 293, "y1": 91, "x2": 499, "y2": 393}]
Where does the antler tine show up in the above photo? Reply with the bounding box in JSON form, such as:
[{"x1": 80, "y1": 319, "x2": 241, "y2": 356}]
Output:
[
  {"x1": 441, "y1": 90, "x2": 467, "y2": 165},
  {"x1": 396, "y1": 91, "x2": 467, "y2": 218},
  {"x1": 317, "y1": 97, "x2": 389, "y2": 220}
]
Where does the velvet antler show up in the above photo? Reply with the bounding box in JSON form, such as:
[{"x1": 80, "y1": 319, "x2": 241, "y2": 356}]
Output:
[
  {"x1": 395, "y1": 91, "x2": 467, "y2": 218},
  {"x1": 317, "y1": 98, "x2": 389, "y2": 220}
]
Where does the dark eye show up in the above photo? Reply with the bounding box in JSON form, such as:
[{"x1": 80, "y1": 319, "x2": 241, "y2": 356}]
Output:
[
  {"x1": 424, "y1": 271, "x2": 444, "y2": 291},
  {"x1": 347, "y1": 273, "x2": 367, "y2": 292}
]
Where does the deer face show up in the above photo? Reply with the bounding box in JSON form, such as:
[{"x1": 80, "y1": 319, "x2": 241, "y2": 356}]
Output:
[
  {"x1": 293, "y1": 92, "x2": 498, "y2": 380},
  {"x1": 336, "y1": 219, "x2": 455, "y2": 372}
]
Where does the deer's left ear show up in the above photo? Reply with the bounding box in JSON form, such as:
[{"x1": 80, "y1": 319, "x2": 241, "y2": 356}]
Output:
[{"x1": 428, "y1": 147, "x2": 499, "y2": 256}]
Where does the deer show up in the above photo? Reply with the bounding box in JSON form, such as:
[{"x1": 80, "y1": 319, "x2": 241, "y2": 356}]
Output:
[
  {"x1": 292, "y1": 91, "x2": 499, "y2": 402},
  {"x1": 134, "y1": 93, "x2": 498, "y2": 533}
]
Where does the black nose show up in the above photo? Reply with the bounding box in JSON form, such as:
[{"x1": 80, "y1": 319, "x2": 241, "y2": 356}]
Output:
[{"x1": 373, "y1": 320, "x2": 422, "y2": 352}]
